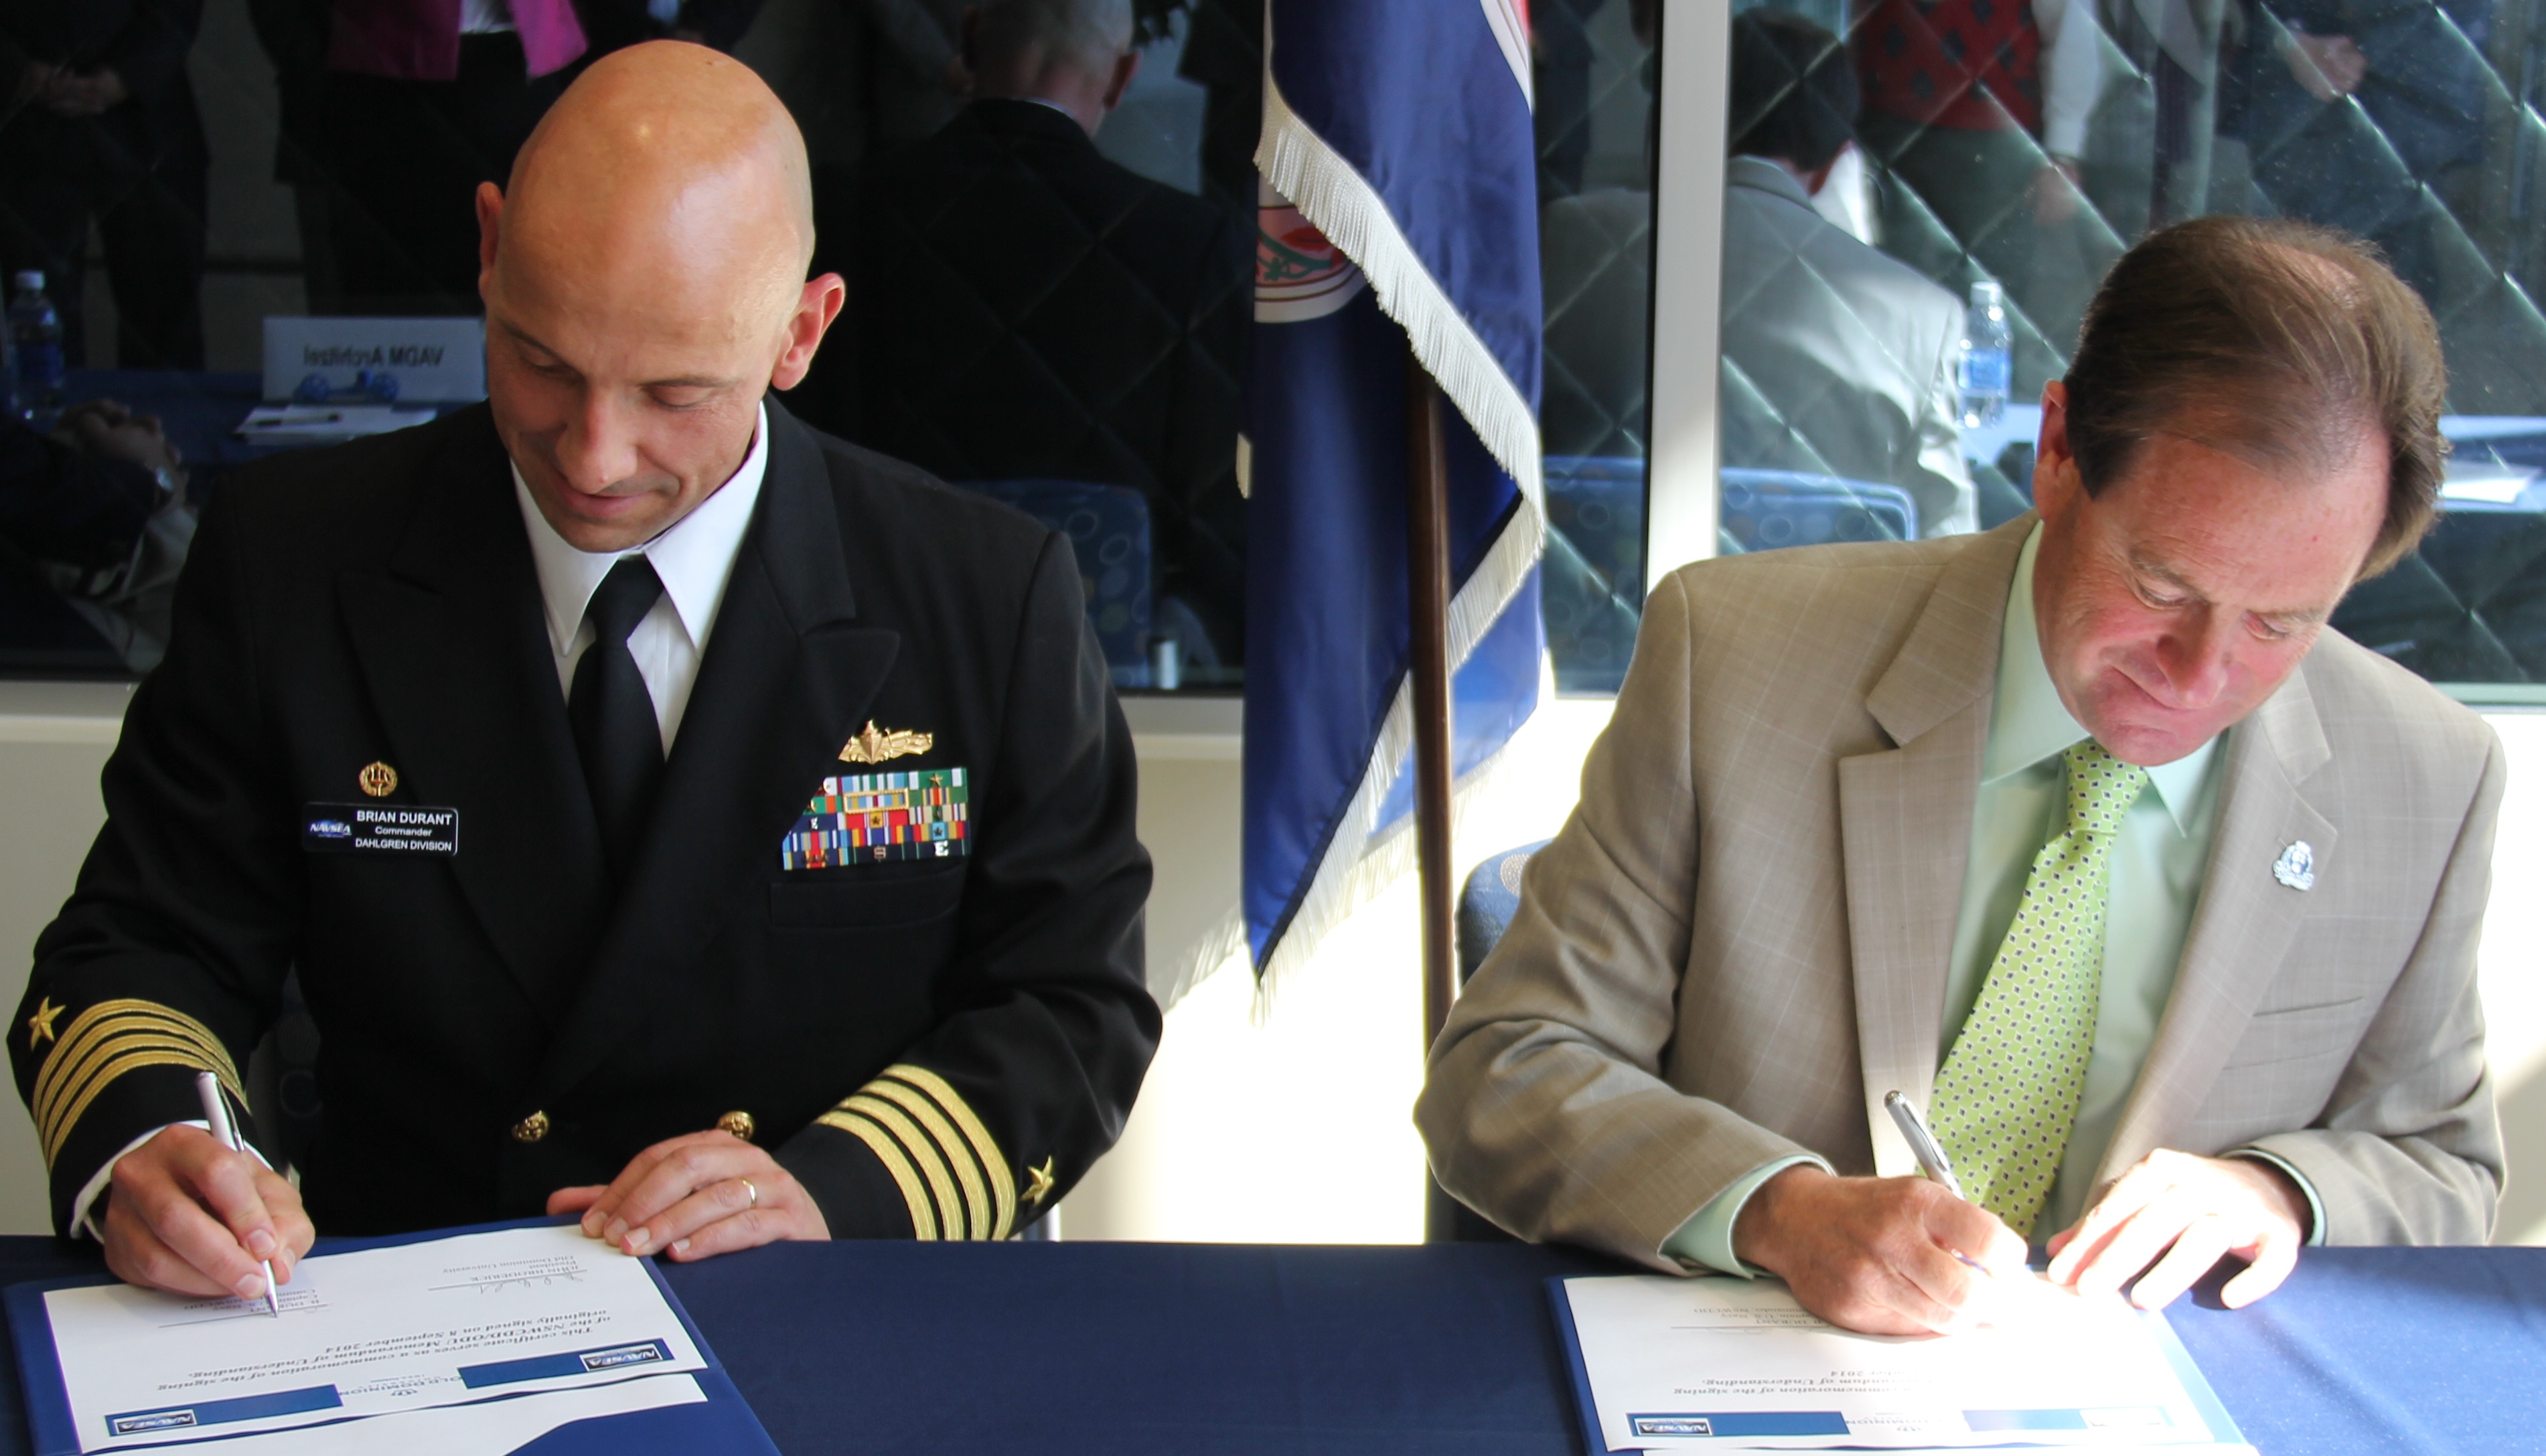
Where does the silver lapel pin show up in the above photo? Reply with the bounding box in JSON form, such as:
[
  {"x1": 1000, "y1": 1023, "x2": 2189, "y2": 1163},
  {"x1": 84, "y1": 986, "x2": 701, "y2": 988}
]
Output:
[{"x1": 2273, "y1": 840, "x2": 2316, "y2": 892}]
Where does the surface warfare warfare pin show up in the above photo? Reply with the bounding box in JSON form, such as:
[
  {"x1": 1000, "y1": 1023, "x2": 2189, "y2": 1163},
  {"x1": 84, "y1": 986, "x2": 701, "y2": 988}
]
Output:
[{"x1": 304, "y1": 802, "x2": 459, "y2": 856}]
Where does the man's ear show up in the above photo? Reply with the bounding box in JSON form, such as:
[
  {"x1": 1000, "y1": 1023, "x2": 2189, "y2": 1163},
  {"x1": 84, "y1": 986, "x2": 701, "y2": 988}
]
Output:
[
  {"x1": 1102, "y1": 48, "x2": 1142, "y2": 112},
  {"x1": 2033, "y1": 379, "x2": 2083, "y2": 521},
  {"x1": 475, "y1": 182, "x2": 505, "y2": 305},
  {"x1": 771, "y1": 272, "x2": 847, "y2": 392}
]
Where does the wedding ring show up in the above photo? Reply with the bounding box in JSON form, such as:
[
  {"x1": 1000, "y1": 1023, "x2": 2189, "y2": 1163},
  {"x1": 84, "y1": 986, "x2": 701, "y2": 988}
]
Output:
[{"x1": 739, "y1": 1177, "x2": 758, "y2": 1210}]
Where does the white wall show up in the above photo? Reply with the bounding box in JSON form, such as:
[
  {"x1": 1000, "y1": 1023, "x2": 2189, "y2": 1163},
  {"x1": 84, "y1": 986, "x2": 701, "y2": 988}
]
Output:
[
  {"x1": 0, "y1": 684, "x2": 132, "y2": 1234},
  {"x1": 2, "y1": 687, "x2": 2540, "y2": 1248}
]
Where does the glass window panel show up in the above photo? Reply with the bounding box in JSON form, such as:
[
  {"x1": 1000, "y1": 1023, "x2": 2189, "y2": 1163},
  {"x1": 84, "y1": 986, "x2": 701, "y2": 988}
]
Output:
[
  {"x1": 0, "y1": 0, "x2": 1252, "y2": 690},
  {"x1": 1539, "y1": 0, "x2": 1662, "y2": 696},
  {"x1": 3, "y1": 1, "x2": 1670, "y2": 697},
  {"x1": 1723, "y1": 0, "x2": 2546, "y2": 694}
]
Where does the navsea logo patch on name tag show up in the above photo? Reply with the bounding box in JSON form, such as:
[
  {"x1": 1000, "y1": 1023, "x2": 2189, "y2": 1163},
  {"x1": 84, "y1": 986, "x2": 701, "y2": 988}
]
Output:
[
  {"x1": 781, "y1": 768, "x2": 968, "y2": 870},
  {"x1": 303, "y1": 802, "x2": 460, "y2": 856}
]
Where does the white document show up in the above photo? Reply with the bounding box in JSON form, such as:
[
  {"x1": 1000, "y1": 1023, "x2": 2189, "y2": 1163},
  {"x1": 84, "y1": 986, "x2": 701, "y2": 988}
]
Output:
[
  {"x1": 1561, "y1": 1275, "x2": 2250, "y2": 1453},
  {"x1": 207, "y1": 1374, "x2": 704, "y2": 1456},
  {"x1": 44, "y1": 1224, "x2": 706, "y2": 1452}
]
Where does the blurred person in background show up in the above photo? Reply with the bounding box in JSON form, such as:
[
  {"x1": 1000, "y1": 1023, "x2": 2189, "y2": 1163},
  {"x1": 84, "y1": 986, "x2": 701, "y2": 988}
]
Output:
[
  {"x1": 1855, "y1": 0, "x2": 2107, "y2": 390},
  {"x1": 2224, "y1": 0, "x2": 2490, "y2": 304},
  {"x1": 248, "y1": 0, "x2": 346, "y2": 313},
  {"x1": 1719, "y1": 11, "x2": 1975, "y2": 537},
  {"x1": 0, "y1": 401, "x2": 181, "y2": 582},
  {"x1": 0, "y1": 0, "x2": 208, "y2": 368},
  {"x1": 1175, "y1": 0, "x2": 1258, "y2": 214},
  {"x1": 304, "y1": 0, "x2": 591, "y2": 315},
  {"x1": 800, "y1": 0, "x2": 1250, "y2": 665},
  {"x1": 253, "y1": 0, "x2": 775, "y2": 321},
  {"x1": 0, "y1": 400, "x2": 196, "y2": 671}
]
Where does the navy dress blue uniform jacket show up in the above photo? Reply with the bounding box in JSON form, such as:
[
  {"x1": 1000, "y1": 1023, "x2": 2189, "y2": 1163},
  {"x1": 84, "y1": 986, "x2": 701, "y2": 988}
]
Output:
[{"x1": 11, "y1": 398, "x2": 1159, "y2": 1242}]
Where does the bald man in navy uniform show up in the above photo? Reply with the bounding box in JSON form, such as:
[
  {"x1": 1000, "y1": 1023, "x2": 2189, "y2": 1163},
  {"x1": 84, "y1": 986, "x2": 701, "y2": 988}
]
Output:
[{"x1": 12, "y1": 41, "x2": 1156, "y2": 1303}]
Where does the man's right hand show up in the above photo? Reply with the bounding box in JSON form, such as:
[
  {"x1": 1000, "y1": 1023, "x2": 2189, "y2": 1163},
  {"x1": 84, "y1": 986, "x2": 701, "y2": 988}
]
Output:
[
  {"x1": 99, "y1": 1125, "x2": 315, "y2": 1301},
  {"x1": 1730, "y1": 1165, "x2": 2028, "y2": 1335}
]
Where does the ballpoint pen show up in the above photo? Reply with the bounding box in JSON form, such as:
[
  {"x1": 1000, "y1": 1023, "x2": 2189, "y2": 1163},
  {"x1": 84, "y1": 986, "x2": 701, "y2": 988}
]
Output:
[
  {"x1": 1885, "y1": 1090, "x2": 1992, "y2": 1275},
  {"x1": 1884, "y1": 1089, "x2": 1965, "y2": 1199},
  {"x1": 194, "y1": 1070, "x2": 282, "y2": 1317}
]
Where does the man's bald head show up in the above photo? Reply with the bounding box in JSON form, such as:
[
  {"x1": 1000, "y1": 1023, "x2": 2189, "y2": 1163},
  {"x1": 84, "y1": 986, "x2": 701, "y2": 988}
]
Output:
[
  {"x1": 495, "y1": 43, "x2": 814, "y2": 361},
  {"x1": 477, "y1": 42, "x2": 844, "y2": 554}
]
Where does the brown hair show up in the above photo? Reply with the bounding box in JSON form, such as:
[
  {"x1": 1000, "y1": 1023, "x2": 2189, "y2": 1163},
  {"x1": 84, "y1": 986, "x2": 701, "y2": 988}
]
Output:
[{"x1": 2063, "y1": 215, "x2": 2448, "y2": 576}]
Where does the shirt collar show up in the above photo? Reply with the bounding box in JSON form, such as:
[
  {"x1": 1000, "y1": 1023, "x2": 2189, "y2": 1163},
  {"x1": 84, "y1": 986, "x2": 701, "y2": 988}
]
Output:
[
  {"x1": 513, "y1": 402, "x2": 769, "y2": 657},
  {"x1": 1986, "y1": 523, "x2": 2219, "y2": 835},
  {"x1": 1726, "y1": 154, "x2": 1816, "y2": 210}
]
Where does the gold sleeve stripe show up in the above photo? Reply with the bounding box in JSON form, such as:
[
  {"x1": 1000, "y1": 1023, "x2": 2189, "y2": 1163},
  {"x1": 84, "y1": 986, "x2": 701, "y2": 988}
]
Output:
[
  {"x1": 40, "y1": 1027, "x2": 244, "y2": 1165},
  {"x1": 880, "y1": 1065, "x2": 1016, "y2": 1240},
  {"x1": 34, "y1": 1001, "x2": 242, "y2": 1167},
  {"x1": 44, "y1": 1050, "x2": 244, "y2": 1167},
  {"x1": 35, "y1": 1001, "x2": 239, "y2": 1113},
  {"x1": 838, "y1": 1092, "x2": 975, "y2": 1240},
  {"x1": 815, "y1": 1106, "x2": 940, "y2": 1239},
  {"x1": 858, "y1": 1078, "x2": 994, "y2": 1242},
  {"x1": 39, "y1": 1018, "x2": 240, "y2": 1153},
  {"x1": 42, "y1": 1026, "x2": 229, "y2": 1140}
]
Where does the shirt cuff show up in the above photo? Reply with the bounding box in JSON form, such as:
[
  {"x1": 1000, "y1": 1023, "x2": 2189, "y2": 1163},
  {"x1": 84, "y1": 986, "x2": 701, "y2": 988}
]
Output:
[
  {"x1": 2225, "y1": 1148, "x2": 2327, "y2": 1246},
  {"x1": 70, "y1": 1122, "x2": 275, "y2": 1243},
  {"x1": 1660, "y1": 1154, "x2": 1831, "y2": 1277}
]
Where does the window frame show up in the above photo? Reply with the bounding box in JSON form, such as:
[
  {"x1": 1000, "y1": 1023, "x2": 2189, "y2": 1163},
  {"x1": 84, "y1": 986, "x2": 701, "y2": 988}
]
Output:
[{"x1": 1645, "y1": 0, "x2": 1740, "y2": 593}]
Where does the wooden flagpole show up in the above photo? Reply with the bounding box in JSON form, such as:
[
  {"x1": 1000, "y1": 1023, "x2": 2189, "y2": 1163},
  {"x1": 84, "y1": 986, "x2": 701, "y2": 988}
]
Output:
[{"x1": 1406, "y1": 348, "x2": 1461, "y2": 1240}]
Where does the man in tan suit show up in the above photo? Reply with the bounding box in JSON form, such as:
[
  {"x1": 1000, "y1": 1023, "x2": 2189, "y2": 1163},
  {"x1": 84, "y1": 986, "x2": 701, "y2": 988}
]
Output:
[{"x1": 1418, "y1": 216, "x2": 2500, "y2": 1336}]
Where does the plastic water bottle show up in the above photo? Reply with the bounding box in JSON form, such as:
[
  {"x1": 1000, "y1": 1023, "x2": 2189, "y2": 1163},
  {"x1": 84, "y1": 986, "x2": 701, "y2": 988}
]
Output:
[
  {"x1": 9, "y1": 272, "x2": 65, "y2": 428},
  {"x1": 1957, "y1": 280, "x2": 2012, "y2": 430}
]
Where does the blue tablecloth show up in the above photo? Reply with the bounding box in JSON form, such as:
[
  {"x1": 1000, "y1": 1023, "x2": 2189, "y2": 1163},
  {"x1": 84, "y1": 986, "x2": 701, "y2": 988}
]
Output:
[{"x1": 1, "y1": 1236, "x2": 2541, "y2": 1454}]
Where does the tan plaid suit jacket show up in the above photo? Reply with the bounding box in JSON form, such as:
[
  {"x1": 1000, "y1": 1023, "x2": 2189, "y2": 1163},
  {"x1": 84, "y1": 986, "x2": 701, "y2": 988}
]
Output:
[{"x1": 1416, "y1": 515, "x2": 2505, "y2": 1269}]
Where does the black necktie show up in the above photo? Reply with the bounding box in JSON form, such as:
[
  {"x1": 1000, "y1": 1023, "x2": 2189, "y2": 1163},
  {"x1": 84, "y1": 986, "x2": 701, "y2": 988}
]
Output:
[{"x1": 568, "y1": 556, "x2": 666, "y2": 874}]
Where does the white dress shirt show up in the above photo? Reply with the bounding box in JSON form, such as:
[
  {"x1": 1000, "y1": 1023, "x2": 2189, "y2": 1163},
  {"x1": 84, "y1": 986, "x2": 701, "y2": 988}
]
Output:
[{"x1": 513, "y1": 404, "x2": 769, "y2": 751}]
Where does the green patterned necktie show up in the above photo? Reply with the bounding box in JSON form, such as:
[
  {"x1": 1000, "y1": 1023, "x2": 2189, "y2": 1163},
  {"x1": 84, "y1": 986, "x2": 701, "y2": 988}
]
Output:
[{"x1": 1929, "y1": 740, "x2": 2150, "y2": 1236}]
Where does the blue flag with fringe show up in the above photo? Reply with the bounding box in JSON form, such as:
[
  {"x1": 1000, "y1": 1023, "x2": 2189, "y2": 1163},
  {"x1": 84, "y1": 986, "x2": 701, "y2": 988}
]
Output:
[{"x1": 1229, "y1": 0, "x2": 1546, "y2": 992}]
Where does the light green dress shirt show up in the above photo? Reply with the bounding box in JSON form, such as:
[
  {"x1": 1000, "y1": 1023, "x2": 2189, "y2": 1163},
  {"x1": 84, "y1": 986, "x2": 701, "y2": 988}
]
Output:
[{"x1": 1663, "y1": 525, "x2": 2323, "y2": 1274}]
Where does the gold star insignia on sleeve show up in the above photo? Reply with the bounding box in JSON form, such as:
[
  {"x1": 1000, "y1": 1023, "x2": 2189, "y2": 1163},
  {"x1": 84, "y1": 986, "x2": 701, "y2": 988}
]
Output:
[
  {"x1": 839, "y1": 721, "x2": 934, "y2": 764},
  {"x1": 1024, "y1": 1156, "x2": 1057, "y2": 1208},
  {"x1": 25, "y1": 997, "x2": 62, "y2": 1050}
]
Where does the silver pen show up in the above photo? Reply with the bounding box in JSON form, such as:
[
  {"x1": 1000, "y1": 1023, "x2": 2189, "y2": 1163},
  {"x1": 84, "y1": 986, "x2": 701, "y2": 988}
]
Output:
[
  {"x1": 1886, "y1": 1090, "x2": 1996, "y2": 1276},
  {"x1": 194, "y1": 1071, "x2": 282, "y2": 1317},
  {"x1": 1884, "y1": 1089, "x2": 1967, "y2": 1199}
]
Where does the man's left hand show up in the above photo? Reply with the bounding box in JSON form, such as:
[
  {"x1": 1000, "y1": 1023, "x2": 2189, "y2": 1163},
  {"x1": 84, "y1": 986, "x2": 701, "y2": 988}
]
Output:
[
  {"x1": 547, "y1": 1129, "x2": 829, "y2": 1261},
  {"x1": 2044, "y1": 1149, "x2": 2308, "y2": 1311}
]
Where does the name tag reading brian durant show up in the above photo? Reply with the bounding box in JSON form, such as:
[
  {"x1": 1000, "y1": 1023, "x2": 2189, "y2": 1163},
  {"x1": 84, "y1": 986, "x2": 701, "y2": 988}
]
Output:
[{"x1": 303, "y1": 802, "x2": 460, "y2": 856}]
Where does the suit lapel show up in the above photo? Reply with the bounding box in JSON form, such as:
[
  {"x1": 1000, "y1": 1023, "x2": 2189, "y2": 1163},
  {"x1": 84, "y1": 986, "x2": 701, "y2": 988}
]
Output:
[
  {"x1": 338, "y1": 410, "x2": 607, "y2": 1023},
  {"x1": 2096, "y1": 664, "x2": 2336, "y2": 1186},
  {"x1": 1840, "y1": 517, "x2": 2032, "y2": 1174},
  {"x1": 530, "y1": 402, "x2": 900, "y2": 1102}
]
